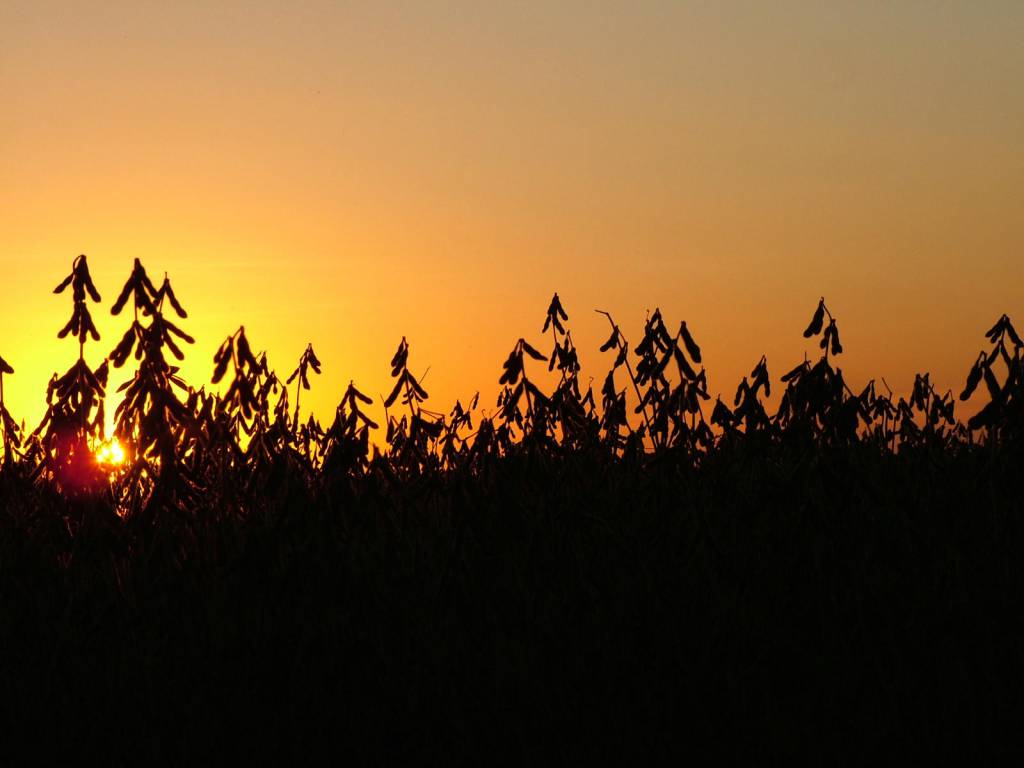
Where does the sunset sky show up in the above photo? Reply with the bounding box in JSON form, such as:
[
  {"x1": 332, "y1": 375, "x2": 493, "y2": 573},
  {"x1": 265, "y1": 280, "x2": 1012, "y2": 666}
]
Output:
[{"x1": 2, "y1": 1, "x2": 1022, "y2": 432}]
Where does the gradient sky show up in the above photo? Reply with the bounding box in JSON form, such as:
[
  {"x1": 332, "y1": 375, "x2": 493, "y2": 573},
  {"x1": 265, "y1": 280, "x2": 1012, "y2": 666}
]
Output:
[{"x1": 2, "y1": 1, "x2": 1022, "y2": 433}]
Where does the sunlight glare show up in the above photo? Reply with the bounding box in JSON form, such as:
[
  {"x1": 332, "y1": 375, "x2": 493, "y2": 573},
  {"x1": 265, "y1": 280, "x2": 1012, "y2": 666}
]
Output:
[{"x1": 96, "y1": 438, "x2": 126, "y2": 467}]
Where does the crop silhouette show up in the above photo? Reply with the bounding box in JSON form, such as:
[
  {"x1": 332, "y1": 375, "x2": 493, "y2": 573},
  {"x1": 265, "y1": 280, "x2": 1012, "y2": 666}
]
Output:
[
  {"x1": 961, "y1": 313, "x2": 1023, "y2": 439},
  {"x1": 286, "y1": 342, "x2": 322, "y2": 433},
  {"x1": 1, "y1": 255, "x2": 1021, "y2": 763},
  {"x1": 32, "y1": 254, "x2": 109, "y2": 492},
  {"x1": 11, "y1": 267, "x2": 993, "y2": 486},
  {"x1": 0, "y1": 354, "x2": 17, "y2": 465},
  {"x1": 108, "y1": 259, "x2": 199, "y2": 515}
]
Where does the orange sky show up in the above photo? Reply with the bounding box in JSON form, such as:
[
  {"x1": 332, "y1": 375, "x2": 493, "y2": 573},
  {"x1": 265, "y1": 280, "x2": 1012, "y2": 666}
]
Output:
[{"x1": 1, "y1": 1, "x2": 1022, "y2": 432}]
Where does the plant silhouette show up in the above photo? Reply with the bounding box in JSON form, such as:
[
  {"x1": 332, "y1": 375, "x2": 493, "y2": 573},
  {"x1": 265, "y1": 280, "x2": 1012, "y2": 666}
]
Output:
[
  {"x1": 0, "y1": 354, "x2": 19, "y2": 465},
  {"x1": 2, "y1": 262, "x2": 1019, "y2": 499},
  {"x1": 1, "y1": 255, "x2": 1022, "y2": 764},
  {"x1": 109, "y1": 259, "x2": 197, "y2": 516},
  {"x1": 33, "y1": 255, "x2": 108, "y2": 492}
]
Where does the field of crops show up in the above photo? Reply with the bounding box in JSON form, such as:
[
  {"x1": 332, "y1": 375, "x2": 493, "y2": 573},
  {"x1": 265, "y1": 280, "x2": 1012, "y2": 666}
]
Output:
[{"x1": 1, "y1": 255, "x2": 1022, "y2": 762}]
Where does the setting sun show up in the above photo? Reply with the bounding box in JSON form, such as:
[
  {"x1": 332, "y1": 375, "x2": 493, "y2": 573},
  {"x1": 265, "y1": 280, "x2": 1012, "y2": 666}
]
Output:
[{"x1": 95, "y1": 438, "x2": 126, "y2": 467}]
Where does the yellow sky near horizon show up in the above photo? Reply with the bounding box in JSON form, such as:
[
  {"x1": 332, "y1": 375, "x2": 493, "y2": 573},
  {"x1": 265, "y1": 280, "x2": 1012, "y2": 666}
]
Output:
[{"x1": 1, "y1": 1, "x2": 1022, "y2": 433}]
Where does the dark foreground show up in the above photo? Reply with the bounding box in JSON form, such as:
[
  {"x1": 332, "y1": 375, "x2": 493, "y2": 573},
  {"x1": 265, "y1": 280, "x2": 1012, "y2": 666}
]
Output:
[{"x1": 2, "y1": 443, "x2": 1022, "y2": 765}]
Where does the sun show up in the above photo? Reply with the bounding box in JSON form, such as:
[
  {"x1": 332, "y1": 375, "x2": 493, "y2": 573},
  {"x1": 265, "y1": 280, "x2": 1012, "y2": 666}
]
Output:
[{"x1": 95, "y1": 438, "x2": 126, "y2": 467}]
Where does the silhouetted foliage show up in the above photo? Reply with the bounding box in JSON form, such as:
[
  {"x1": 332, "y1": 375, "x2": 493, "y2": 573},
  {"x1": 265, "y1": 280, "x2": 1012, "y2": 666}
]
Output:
[
  {"x1": 0, "y1": 354, "x2": 19, "y2": 466},
  {"x1": 1, "y1": 261, "x2": 1021, "y2": 763},
  {"x1": 32, "y1": 255, "x2": 108, "y2": 492}
]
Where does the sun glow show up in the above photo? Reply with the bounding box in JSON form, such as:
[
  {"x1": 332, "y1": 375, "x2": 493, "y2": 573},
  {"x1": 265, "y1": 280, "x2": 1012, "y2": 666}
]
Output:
[{"x1": 95, "y1": 438, "x2": 126, "y2": 467}]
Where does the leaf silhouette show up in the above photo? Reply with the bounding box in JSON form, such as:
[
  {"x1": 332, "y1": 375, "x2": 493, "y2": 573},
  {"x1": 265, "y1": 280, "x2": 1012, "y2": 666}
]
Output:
[
  {"x1": 960, "y1": 362, "x2": 982, "y2": 400},
  {"x1": 804, "y1": 299, "x2": 825, "y2": 338},
  {"x1": 521, "y1": 340, "x2": 547, "y2": 361},
  {"x1": 679, "y1": 321, "x2": 702, "y2": 364}
]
